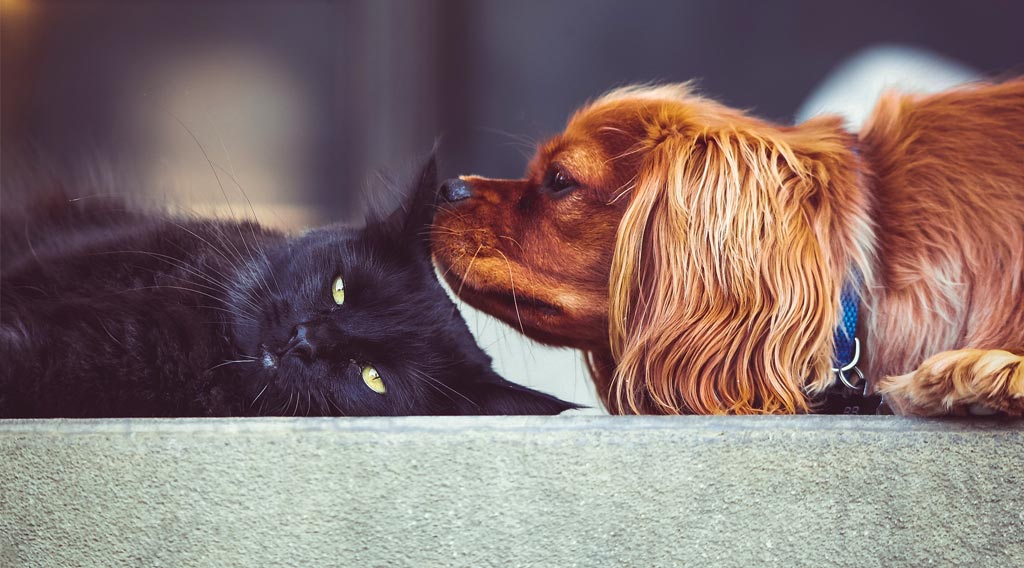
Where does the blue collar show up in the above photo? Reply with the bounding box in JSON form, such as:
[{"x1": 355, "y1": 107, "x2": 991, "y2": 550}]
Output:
[
  {"x1": 833, "y1": 278, "x2": 860, "y2": 371},
  {"x1": 819, "y1": 273, "x2": 884, "y2": 414}
]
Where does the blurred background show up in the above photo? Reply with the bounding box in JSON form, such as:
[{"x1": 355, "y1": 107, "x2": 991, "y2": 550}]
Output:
[{"x1": 3, "y1": 0, "x2": 1022, "y2": 410}]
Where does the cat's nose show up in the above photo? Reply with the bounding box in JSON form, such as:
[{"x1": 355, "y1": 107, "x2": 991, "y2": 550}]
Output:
[
  {"x1": 281, "y1": 325, "x2": 316, "y2": 360},
  {"x1": 440, "y1": 178, "x2": 472, "y2": 203}
]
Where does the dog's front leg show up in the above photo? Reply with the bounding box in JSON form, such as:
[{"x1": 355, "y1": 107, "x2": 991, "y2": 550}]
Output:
[{"x1": 878, "y1": 348, "x2": 1024, "y2": 416}]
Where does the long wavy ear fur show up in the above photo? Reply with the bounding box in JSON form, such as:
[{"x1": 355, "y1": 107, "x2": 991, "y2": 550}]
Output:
[{"x1": 608, "y1": 116, "x2": 870, "y2": 414}]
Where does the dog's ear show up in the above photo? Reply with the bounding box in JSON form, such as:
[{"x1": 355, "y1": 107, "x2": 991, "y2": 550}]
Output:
[{"x1": 607, "y1": 120, "x2": 867, "y2": 414}]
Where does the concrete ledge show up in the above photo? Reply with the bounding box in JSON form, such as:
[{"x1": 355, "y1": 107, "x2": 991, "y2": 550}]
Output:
[{"x1": 2, "y1": 416, "x2": 1022, "y2": 567}]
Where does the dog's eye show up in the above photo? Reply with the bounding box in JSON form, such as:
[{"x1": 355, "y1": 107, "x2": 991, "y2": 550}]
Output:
[{"x1": 547, "y1": 168, "x2": 578, "y2": 195}]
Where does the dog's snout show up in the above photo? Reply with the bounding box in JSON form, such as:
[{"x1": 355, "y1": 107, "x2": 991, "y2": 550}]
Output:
[{"x1": 440, "y1": 179, "x2": 472, "y2": 203}]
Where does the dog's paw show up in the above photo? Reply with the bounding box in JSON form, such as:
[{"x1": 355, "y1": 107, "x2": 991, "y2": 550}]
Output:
[{"x1": 878, "y1": 348, "x2": 1024, "y2": 416}]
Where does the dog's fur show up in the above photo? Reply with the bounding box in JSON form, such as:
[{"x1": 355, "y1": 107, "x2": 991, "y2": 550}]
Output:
[{"x1": 432, "y1": 80, "x2": 1024, "y2": 416}]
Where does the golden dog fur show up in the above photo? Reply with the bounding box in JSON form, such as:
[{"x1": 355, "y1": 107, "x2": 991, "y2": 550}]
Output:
[{"x1": 432, "y1": 80, "x2": 1024, "y2": 415}]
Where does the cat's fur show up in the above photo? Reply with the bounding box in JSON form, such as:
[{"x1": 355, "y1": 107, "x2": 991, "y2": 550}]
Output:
[{"x1": 0, "y1": 158, "x2": 576, "y2": 417}]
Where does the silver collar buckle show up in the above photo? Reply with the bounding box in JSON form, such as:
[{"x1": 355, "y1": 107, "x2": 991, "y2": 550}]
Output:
[{"x1": 832, "y1": 337, "x2": 866, "y2": 393}]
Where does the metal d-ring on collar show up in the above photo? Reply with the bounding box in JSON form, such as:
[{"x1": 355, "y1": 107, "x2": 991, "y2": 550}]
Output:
[{"x1": 832, "y1": 337, "x2": 866, "y2": 392}]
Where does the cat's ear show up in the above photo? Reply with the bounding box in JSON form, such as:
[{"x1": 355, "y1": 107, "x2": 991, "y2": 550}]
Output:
[
  {"x1": 457, "y1": 372, "x2": 581, "y2": 415},
  {"x1": 401, "y1": 153, "x2": 440, "y2": 250},
  {"x1": 364, "y1": 153, "x2": 439, "y2": 256}
]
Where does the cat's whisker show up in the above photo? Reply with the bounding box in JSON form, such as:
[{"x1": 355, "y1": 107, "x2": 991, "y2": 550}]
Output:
[
  {"x1": 110, "y1": 285, "x2": 260, "y2": 321},
  {"x1": 23, "y1": 222, "x2": 41, "y2": 265},
  {"x1": 257, "y1": 391, "x2": 270, "y2": 416},
  {"x1": 211, "y1": 164, "x2": 283, "y2": 296},
  {"x1": 204, "y1": 222, "x2": 246, "y2": 271},
  {"x1": 159, "y1": 241, "x2": 245, "y2": 296},
  {"x1": 273, "y1": 388, "x2": 291, "y2": 416},
  {"x1": 213, "y1": 228, "x2": 263, "y2": 290},
  {"x1": 202, "y1": 310, "x2": 258, "y2": 324},
  {"x1": 98, "y1": 321, "x2": 125, "y2": 349},
  {"x1": 206, "y1": 359, "x2": 255, "y2": 372},
  {"x1": 313, "y1": 389, "x2": 324, "y2": 415},
  {"x1": 228, "y1": 227, "x2": 275, "y2": 299},
  {"x1": 410, "y1": 367, "x2": 478, "y2": 408},
  {"x1": 320, "y1": 389, "x2": 334, "y2": 416},
  {"x1": 90, "y1": 249, "x2": 241, "y2": 302},
  {"x1": 406, "y1": 368, "x2": 457, "y2": 404},
  {"x1": 250, "y1": 383, "x2": 270, "y2": 408},
  {"x1": 151, "y1": 266, "x2": 239, "y2": 302},
  {"x1": 171, "y1": 114, "x2": 272, "y2": 297},
  {"x1": 326, "y1": 393, "x2": 347, "y2": 416},
  {"x1": 222, "y1": 231, "x2": 275, "y2": 300},
  {"x1": 263, "y1": 251, "x2": 282, "y2": 295},
  {"x1": 155, "y1": 270, "x2": 262, "y2": 315},
  {"x1": 237, "y1": 262, "x2": 272, "y2": 308},
  {"x1": 199, "y1": 320, "x2": 257, "y2": 327},
  {"x1": 209, "y1": 223, "x2": 272, "y2": 299},
  {"x1": 279, "y1": 387, "x2": 290, "y2": 417},
  {"x1": 167, "y1": 221, "x2": 245, "y2": 278},
  {"x1": 426, "y1": 359, "x2": 466, "y2": 371}
]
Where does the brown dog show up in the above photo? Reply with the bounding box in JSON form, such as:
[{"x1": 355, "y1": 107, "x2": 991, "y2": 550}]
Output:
[{"x1": 432, "y1": 81, "x2": 1024, "y2": 416}]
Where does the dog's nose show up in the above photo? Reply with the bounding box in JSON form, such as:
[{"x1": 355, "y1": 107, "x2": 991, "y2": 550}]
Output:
[
  {"x1": 440, "y1": 178, "x2": 472, "y2": 202},
  {"x1": 280, "y1": 324, "x2": 316, "y2": 360}
]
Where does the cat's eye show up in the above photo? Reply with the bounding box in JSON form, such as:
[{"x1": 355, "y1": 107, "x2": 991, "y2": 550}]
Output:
[
  {"x1": 361, "y1": 364, "x2": 386, "y2": 395},
  {"x1": 331, "y1": 275, "x2": 345, "y2": 305}
]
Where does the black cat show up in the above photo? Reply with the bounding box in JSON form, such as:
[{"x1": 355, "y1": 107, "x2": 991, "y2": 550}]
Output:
[{"x1": 0, "y1": 158, "x2": 576, "y2": 417}]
